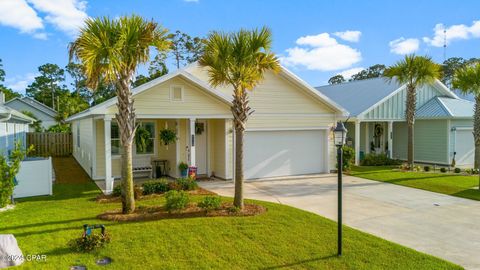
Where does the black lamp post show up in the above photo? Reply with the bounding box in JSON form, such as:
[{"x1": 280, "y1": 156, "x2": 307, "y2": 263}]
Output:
[{"x1": 333, "y1": 121, "x2": 347, "y2": 256}]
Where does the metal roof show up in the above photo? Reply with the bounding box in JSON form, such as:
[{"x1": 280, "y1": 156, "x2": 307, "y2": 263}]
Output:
[
  {"x1": 315, "y1": 77, "x2": 401, "y2": 116},
  {"x1": 5, "y1": 97, "x2": 57, "y2": 117},
  {"x1": 416, "y1": 96, "x2": 474, "y2": 118},
  {"x1": 0, "y1": 103, "x2": 35, "y2": 123}
]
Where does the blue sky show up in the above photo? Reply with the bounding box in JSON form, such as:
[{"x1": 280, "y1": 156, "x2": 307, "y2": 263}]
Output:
[{"x1": 1, "y1": 0, "x2": 480, "y2": 95}]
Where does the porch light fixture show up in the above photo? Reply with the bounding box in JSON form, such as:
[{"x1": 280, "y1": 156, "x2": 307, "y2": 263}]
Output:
[{"x1": 333, "y1": 121, "x2": 347, "y2": 257}]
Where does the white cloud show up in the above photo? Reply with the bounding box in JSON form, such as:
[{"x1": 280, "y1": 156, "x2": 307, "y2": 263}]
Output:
[
  {"x1": 281, "y1": 33, "x2": 362, "y2": 71},
  {"x1": 338, "y1": 67, "x2": 365, "y2": 79},
  {"x1": 389, "y1": 37, "x2": 419, "y2": 55},
  {"x1": 5, "y1": 73, "x2": 38, "y2": 94},
  {"x1": 0, "y1": 0, "x2": 44, "y2": 33},
  {"x1": 26, "y1": 0, "x2": 88, "y2": 36},
  {"x1": 333, "y1": 30, "x2": 361, "y2": 42},
  {"x1": 423, "y1": 20, "x2": 480, "y2": 47}
]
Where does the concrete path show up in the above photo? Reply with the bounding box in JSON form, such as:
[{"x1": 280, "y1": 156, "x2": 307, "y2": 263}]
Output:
[{"x1": 200, "y1": 175, "x2": 480, "y2": 269}]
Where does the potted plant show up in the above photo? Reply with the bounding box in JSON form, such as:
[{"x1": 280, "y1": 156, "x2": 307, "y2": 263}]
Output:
[
  {"x1": 159, "y1": 129, "x2": 177, "y2": 146},
  {"x1": 178, "y1": 162, "x2": 189, "y2": 178}
]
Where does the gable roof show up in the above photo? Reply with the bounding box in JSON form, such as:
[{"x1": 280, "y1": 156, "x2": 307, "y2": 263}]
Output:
[
  {"x1": 315, "y1": 77, "x2": 401, "y2": 116},
  {"x1": 416, "y1": 96, "x2": 474, "y2": 118},
  {"x1": 5, "y1": 97, "x2": 57, "y2": 118},
  {"x1": 0, "y1": 104, "x2": 35, "y2": 123},
  {"x1": 67, "y1": 64, "x2": 348, "y2": 122},
  {"x1": 315, "y1": 77, "x2": 458, "y2": 117},
  {"x1": 66, "y1": 69, "x2": 233, "y2": 122}
]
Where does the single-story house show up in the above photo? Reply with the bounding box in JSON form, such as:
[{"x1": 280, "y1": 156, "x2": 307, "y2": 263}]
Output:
[
  {"x1": 0, "y1": 93, "x2": 34, "y2": 155},
  {"x1": 5, "y1": 97, "x2": 57, "y2": 131},
  {"x1": 316, "y1": 78, "x2": 475, "y2": 167},
  {"x1": 66, "y1": 64, "x2": 347, "y2": 193}
]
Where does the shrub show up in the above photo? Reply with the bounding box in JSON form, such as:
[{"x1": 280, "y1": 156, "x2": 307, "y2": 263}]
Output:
[
  {"x1": 440, "y1": 167, "x2": 447, "y2": 173},
  {"x1": 177, "y1": 178, "x2": 198, "y2": 191},
  {"x1": 454, "y1": 168, "x2": 461, "y2": 173},
  {"x1": 198, "y1": 196, "x2": 221, "y2": 212},
  {"x1": 142, "y1": 179, "x2": 169, "y2": 195},
  {"x1": 69, "y1": 233, "x2": 111, "y2": 252},
  {"x1": 165, "y1": 190, "x2": 189, "y2": 212},
  {"x1": 178, "y1": 162, "x2": 189, "y2": 171},
  {"x1": 424, "y1": 166, "x2": 431, "y2": 172},
  {"x1": 361, "y1": 153, "x2": 401, "y2": 166},
  {"x1": 341, "y1": 146, "x2": 355, "y2": 171},
  {"x1": 112, "y1": 185, "x2": 122, "y2": 197}
]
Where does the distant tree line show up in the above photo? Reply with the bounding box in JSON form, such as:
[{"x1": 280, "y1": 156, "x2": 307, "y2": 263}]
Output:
[
  {"x1": 328, "y1": 57, "x2": 480, "y2": 86},
  {"x1": 0, "y1": 30, "x2": 205, "y2": 132}
]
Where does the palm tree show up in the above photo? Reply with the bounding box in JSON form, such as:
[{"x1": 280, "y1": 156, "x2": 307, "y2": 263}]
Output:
[
  {"x1": 69, "y1": 15, "x2": 170, "y2": 214},
  {"x1": 199, "y1": 27, "x2": 280, "y2": 209},
  {"x1": 384, "y1": 55, "x2": 441, "y2": 168},
  {"x1": 453, "y1": 62, "x2": 480, "y2": 172}
]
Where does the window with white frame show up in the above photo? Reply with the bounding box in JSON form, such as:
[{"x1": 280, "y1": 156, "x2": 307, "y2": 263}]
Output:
[
  {"x1": 76, "y1": 122, "x2": 80, "y2": 148},
  {"x1": 135, "y1": 122, "x2": 155, "y2": 154},
  {"x1": 111, "y1": 121, "x2": 121, "y2": 155}
]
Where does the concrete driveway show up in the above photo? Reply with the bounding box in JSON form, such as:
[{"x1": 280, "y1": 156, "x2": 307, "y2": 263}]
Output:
[{"x1": 200, "y1": 174, "x2": 480, "y2": 269}]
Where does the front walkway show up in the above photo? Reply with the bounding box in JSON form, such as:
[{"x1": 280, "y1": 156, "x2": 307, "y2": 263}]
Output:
[{"x1": 200, "y1": 175, "x2": 480, "y2": 269}]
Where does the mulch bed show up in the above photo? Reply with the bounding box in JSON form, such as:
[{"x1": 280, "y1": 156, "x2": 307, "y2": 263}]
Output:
[
  {"x1": 95, "y1": 187, "x2": 216, "y2": 203},
  {"x1": 97, "y1": 202, "x2": 266, "y2": 222}
]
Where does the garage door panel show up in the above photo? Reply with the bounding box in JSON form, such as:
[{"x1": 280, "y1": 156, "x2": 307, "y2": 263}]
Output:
[
  {"x1": 244, "y1": 130, "x2": 325, "y2": 179},
  {"x1": 455, "y1": 129, "x2": 474, "y2": 166}
]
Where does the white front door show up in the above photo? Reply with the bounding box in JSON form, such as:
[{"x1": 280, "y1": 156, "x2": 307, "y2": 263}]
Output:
[
  {"x1": 195, "y1": 120, "x2": 208, "y2": 175},
  {"x1": 455, "y1": 128, "x2": 474, "y2": 166}
]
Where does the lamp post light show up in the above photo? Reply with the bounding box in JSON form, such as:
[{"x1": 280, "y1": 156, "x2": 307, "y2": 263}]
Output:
[{"x1": 333, "y1": 121, "x2": 347, "y2": 257}]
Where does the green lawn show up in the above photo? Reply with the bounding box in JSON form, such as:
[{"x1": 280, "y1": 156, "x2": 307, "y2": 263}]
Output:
[
  {"x1": 0, "y1": 182, "x2": 462, "y2": 269},
  {"x1": 350, "y1": 166, "x2": 480, "y2": 201}
]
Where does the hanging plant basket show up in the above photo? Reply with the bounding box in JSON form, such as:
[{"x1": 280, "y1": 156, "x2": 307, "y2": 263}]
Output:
[
  {"x1": 159, "y1": 129, "x2": 177, "y2": 146},
  {"x1": 135, "y1": 126, "x2": 151, "y2": 153},
  {"x1": 195, "y1": 122, "x2": 205, "y2": 135}
]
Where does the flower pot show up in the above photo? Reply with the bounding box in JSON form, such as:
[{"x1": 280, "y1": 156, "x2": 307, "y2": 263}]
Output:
[{"x1": 180, "y1": 169, "x2": 188, "y2": 178}]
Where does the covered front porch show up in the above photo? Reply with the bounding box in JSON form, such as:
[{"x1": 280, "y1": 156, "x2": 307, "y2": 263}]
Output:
[
  {"x1": 95, "y1": 116, "x2": 233, "y2": 193},
  {"x1": 345, "y1": 120, "x2": 399, "y2": 165}
]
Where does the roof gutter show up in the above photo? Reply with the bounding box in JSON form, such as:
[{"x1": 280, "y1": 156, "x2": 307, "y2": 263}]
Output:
[{"x1": 0, "y1": 113, "x2": 12, "y2": 122}]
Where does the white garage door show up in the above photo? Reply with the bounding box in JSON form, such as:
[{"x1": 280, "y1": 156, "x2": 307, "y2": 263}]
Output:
[
  {"x1": 244, "y1": 130, "x2": 326, "y2": 179},
  {"x1": 455, "y1": 129, "x2": 474, "y2": 166}
]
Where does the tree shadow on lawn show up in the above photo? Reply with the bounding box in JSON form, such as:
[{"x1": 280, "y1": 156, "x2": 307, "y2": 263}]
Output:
[
  {"x1": 452, "y1": 189, "x2": 480, "y2": 200},
  {"x1": 260, "y1": 254, "x2": 338, "y2": 269},
  {"x1": 16, "y1": 182, "x2": 101, "y2": 203}
]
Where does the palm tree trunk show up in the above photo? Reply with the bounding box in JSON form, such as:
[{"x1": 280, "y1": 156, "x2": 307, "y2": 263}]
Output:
[
  {"x1": 232, "y1": 87, "x2": 251, "y2": 209},
  {"x1": 405, "y1": 84, "x2": 416, "y2": 169},
  {"x1": 234, "y1": 126, "x2": 244, "y2": 208},
  {"x1": 116, "y1": 75, "x2": 136, "y2": 214},
  {"x1": 474, "y1": 96, "x2": 480, "y2": 173}
]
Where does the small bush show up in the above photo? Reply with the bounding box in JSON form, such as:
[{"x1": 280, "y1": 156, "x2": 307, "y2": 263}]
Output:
[
  {"x1": 424, "y1": 166, "x2": 431, "y2": 172},
  {"x1": 440, "y1": 167, "x2": 447, "y2": 173},
  {"x1": 165, "y1": 190, "x2": 189, "y2": 212},
  {"x1": 176, "y1": 178, "x2": 198, "y2": 191},
  {"x1": 69, "y1": 233, "x2": 111, "y2": 252},
  {"x1": 228, "y1": 206, "x2": 241, "y2": 214},
  {"x1": 341, "y1": 146, "x2": 355, "y2": 171},
  {"x1": 454, "y1": 168, "x2": 461, "y2": 173},
  {"x1": 142, "y1": 179, "x2": 169, "y2": 195},
  {"x1": 198, "y1": 196, "x2": 221, "y2": 212},
  {"x1": 112, "y1": 185, "x2": 122, "y2": 197},
  {"x1": 361, "y1": 153, "x2": 401, "y2": 166}
]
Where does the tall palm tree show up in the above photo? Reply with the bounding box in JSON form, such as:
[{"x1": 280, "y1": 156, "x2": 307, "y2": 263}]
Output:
[
  {"x1": 199, "y1": 27, "x2": 280, "y2": 209},
  {"x1": 69, "y1": 15, "x2": 170, "y2": 213},
  {"x1": 453, "y1": 62, "x2": 480, "y2": 172},
  {"x1": 384, "y1": 55, "x2": 441, "y2": 168}
]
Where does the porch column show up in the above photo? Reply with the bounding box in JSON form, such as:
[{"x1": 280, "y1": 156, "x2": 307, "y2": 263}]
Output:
[
  {"x1": 365, "y1": 122, "x2": 370, "y2": 154},
  {"x1": 355, "y1": 120, "x2": 361, "y2": 165},
  {"x1": 189, "y1": 118, "x2": 196, "y2": 166},
  {"x1": 388, "y1": 121, "x2": 393, "y2": 158},
  {"x1": 104, "y1": 118, "x2": 114, "y2": 194}
]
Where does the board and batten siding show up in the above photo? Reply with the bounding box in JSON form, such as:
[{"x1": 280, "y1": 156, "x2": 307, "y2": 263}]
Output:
[
  {"x1": 72, "y1": 118, "x2": 94, "y2": 177},
  {"x1": 392, "y1": 120, "x2": 449, "y2": 164},
  {"x1": 0, "y1": 122, "x2": 28, "y2": 155},
  {"x1": 363, "y1": 84, "x2": 444, "y2": 120}
]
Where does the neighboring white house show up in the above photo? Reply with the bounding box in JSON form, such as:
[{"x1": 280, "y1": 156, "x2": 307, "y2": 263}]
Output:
[
  {"x1": 0, "y1": 93, "x2": 34, "y2": 156},
  {"x1": 66, "y1": 63, "x2": 347, "y2": 193},
  {"x1": 5, "y1": 97, "x2": 57, "y2": 131}
]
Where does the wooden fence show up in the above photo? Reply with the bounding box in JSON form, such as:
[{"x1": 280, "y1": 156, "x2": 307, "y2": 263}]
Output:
[{"x1": 27, "y1": 132, "x2": 73, "y2": 157}]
